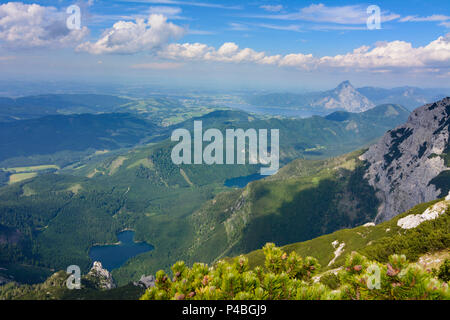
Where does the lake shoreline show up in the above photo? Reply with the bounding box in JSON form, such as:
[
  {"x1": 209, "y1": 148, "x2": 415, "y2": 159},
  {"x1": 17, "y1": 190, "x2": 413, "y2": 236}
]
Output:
[{"x1": 88, "y1": 230, "x2": 154, "y2": 271}]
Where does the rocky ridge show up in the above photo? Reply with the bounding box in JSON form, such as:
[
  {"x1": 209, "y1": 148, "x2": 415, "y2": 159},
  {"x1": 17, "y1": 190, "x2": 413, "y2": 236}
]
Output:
[{"x1": 361, "y1": 97, "x2": 450, "y2": 222}]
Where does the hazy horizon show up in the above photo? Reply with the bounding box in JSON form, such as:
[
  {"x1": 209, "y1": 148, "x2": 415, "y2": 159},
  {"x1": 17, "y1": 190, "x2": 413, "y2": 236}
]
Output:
[{"x1": 1, "y1": 0, "x2": 450, "y2": 91}]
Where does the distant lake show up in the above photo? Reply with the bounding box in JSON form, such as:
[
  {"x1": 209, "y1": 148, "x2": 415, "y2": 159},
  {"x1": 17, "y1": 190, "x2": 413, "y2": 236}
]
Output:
[
  {"x1": 226, "y1": 103, "x2": 327, "y2": 118},
  {"x1": 89, "y1": 231, "x2": 153, "y2": 271},
  {"x1": 224, "y1": 173, "x2": 265, "y2": 188}
]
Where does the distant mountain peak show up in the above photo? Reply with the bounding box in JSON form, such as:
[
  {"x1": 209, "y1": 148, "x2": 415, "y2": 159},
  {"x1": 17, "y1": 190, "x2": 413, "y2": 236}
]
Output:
[
  {"x1": 336, "y1": 80, "x2": 353, "y2": 89},
  {"x1": 311, "y1": 80, "x2": 375, "y2": 113}
]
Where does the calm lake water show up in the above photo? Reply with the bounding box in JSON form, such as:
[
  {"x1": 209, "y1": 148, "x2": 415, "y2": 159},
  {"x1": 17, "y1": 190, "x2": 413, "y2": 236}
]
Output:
[
  {"x1": 224, "y1": 174, "x2": 265, "y2": 188},
  {"x1": 89, "y1": 231, "x2": 153, "y2": 271}
]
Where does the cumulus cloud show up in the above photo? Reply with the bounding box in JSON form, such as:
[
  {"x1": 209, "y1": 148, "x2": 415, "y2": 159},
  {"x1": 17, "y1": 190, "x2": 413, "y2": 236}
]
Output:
[
  {"x1": 76, "y1": 14, "x2": 184, "y2": 54},
  {"x1": 0, "y1": 2, "x2": 88, "y2": 48},
  {"x1": 161, "y1": 42, "x2": 270, "y2": 64},
  {"x1": 159, "y1": 34, "x2": 450, "y2": 74},
  {"x1": 319, "y1": 34, "x2": 450, "y2": 69}
]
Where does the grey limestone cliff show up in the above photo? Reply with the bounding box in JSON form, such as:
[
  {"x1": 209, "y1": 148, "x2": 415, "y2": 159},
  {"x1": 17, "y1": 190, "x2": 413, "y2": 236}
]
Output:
[{"x1": 361, "y1": 97, "x2": 450, "y2": 222}]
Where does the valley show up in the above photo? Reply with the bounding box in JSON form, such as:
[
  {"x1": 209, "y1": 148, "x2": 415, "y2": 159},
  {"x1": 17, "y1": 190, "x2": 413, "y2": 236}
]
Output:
[
  {"x1": 0, "y1": 93, "x2": 412, "y2": 286},
  {"x1": 1, "y1": 0, "x2": 449, "y2": 302},
  {"x1": 0, "y1": 91, "x2": 448, "y2": 300}
]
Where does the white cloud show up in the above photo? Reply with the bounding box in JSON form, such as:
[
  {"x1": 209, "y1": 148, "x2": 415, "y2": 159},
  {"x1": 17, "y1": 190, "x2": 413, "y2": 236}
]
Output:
[
  {"x1": 229, "y1": 23, "x2": 250, "y2": 31},
  {"x1": 187, "y1": 29, "x2": 215, "y2": 35},
  {"x1": 400, "y1": 15, "x2": 450, "y2": 22},
  {"x1": 161, "y1": 42, "x2": 270, "y2": 64},
  {"x1": 260, "y1": 5, "x2": 283, "y2": 12},
  {"x1": 247, "y1": 3, "x2": 400, "y2": 25},
  {"x1": 319, "y1": 34, "x2": 450, "y2": 69},
  {"x1": 255, "y1": 23, "x2": 302, "y2": 32},
  {"x1": 0, "y1": 2, "x2": 88, "y2": 48},
  {"x1": 159, "y1": 34, "x2": 450, "y2": 74},
  {"x1": 279, "y1": 53, "x2": 315, "y2": 68},
  {"x1": 120, "y1": 0, "x2": 241, "y2": 10},
  {"x1": 76, "y1": 14, "x2": 184, "y2": 54},
  {"x1": 162, "y1": 42, "x2": 210, "y2": 59},
  {"x1": 149, "y1": 6, "x2": 181, "y2": 16},
  {"x1": 148, "y1": 6, "x2": 187, "y2": 20}
]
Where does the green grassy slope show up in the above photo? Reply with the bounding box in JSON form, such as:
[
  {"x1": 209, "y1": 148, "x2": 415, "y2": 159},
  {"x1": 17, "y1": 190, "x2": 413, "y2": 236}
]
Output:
[{"x1": 241, "y1": 198, "x2": 449, "y2": 271}]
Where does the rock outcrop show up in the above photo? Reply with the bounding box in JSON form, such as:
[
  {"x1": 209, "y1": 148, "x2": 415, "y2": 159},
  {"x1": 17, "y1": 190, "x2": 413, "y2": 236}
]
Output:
[
  {"x1": 397, "y1": 195, "x2": 449, "y2": 229},
  {"x1": 134, "y1": 275, "x2": 155, "y2": 289},
  {"x1": 87, "y1": 261, "x2": 116, "y2": 290},
  {"x1": 361, "y1": 97, "x2": 450, "y2": 222}
]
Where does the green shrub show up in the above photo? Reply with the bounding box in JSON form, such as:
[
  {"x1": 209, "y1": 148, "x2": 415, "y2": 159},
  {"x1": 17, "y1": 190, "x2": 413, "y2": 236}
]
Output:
[
  {"x1": 320, "y1": 272, "x2": 341, "y2": 290},
  {"x1": 437, "y1": 259, "x2": 450, "y2": 283},
  {"x1": 140, "y1": 244, "x2": 449, "y2": 300}
]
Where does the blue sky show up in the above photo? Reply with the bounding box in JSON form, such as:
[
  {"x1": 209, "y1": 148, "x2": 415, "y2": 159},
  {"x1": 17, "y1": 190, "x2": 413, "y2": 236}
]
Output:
[{"x1": 0, "y1": 0, "x2": 449, "y2": 90}]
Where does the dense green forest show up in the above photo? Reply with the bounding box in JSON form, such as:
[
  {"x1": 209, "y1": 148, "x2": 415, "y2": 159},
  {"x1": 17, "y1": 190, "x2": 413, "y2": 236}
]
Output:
[{"x1": 2, "y1": 196, "x2": 448, "y2": 300}]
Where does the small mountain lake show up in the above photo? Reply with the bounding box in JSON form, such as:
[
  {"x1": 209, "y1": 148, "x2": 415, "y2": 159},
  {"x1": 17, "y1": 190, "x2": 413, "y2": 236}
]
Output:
[
  {"x1": 89, "y1": 231, "x2": 153, "y2": 271},
  {"x1": 224, "y1": 173, "x2": 265, "y2": 188}
]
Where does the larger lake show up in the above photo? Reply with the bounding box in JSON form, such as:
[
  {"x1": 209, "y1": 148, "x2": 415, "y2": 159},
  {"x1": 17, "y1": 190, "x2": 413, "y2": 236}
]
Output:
[
  {"x1": 89, "y1": 231, "x2": 153, "y2": 271},
  {"x1": 226, "y1": 103, "x2": 328, "y2": 118}
]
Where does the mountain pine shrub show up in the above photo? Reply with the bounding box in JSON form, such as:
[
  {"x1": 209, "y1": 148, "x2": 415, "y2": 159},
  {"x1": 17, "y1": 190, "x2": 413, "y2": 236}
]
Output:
[
  {"x1": 437, "y1": 259, "x2": 450, "y2": 283},
  {"x1": 140, "y1": 243, "x2": 449, "y2": 300}
]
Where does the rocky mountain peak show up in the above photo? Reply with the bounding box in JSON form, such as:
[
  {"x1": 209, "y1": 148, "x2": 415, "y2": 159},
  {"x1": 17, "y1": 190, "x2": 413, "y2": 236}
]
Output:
[
  {"x1": 361, "y1": 97, "x2": 450, "y2": 222},
  {"x1": 336, "y1": 80, "x2": 353, "y2": 90},
  {"x1": 312, "y1": 81, "x2": 375, "y2": 113}
]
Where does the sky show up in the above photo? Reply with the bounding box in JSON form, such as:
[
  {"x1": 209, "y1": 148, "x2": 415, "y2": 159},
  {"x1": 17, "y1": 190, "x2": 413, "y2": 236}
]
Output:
[{"x1": 0, "y1": 0, "x2": 449, "y2": 91}]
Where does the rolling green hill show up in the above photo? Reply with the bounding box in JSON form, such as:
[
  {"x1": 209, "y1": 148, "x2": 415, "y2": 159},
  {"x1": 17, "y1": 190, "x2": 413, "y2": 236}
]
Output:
[
  {"x1": 0, "y1": 94, "x2": 132, "y2": 121},
  {"x1": 0, "y1": 113, "x2": 162, "y2": 162}
]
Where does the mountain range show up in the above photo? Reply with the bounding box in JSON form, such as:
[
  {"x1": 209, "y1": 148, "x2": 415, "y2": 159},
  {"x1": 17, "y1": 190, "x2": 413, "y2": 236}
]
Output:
[
  {"x1": 0, "y1": 94, "x2": 448, "y2": 300},
  {"x1": 245, "y1": 81, "x2": 450, "y2": 113},
  {"x1": 0, "y1": 95, "x2": 132, "y2": 122}
]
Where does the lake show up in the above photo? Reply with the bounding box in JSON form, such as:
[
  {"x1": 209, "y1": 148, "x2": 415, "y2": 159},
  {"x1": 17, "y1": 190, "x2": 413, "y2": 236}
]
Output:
[
  {"x1": 89, "y1": 231, "x2": 153, "y2": 271},
  {"x1": 226, "y1": 103, "x2": 328, "y2": 118},
  {"x1": 224, "y1": 173, "x2": 265, "y2": 188}
]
